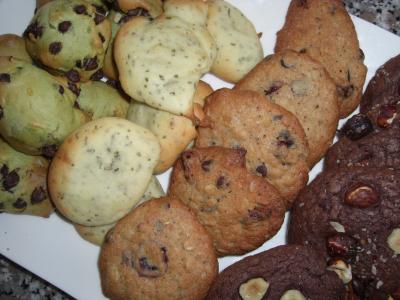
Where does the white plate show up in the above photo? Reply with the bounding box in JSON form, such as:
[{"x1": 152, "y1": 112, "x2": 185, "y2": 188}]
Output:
[{"x1": 1, "y1": 1, "x2": 400, "y2": 299}]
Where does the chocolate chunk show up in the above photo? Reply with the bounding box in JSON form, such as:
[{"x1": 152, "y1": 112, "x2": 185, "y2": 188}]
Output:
[
  {"x1": 127, "y1": 8, "x2": 150, "y2": 17},
  {"x1": 90, "y1": 69, "x2": 103, "y2": 81},
  {"x1": 58, "y1": 85, "x2": 64, "y2": 95},
  {"x1": 0, "y1": 164, "x2": 9, "y2": 178},
  {"x1": 3, "y1": 170, "x2": 20, "y2": 191},
  {"x1": 277, "y1": 130, "x2": 294, "y2": 148},
  {"x1": 83, "y1": 57, "x2": 98, "y2": 71},
  {"x1": 24, "y1": 20, "x2": 44, "y2": 39},
  {"x1": 248, "y1": 206, "x2": 271, "y2": 221},
  {"x1": 299, "y1": 48, "x2": 307, "y2": 53},
  {"x1": 66, "y1": 69, "x2": 80, "y2": 82},
  {"x1": 94, "y1": 13, "x2": 106, "y2": 25},
  {"x1": 216, "y1": 176, "x2": 227, "y2": 189},
  {"x1": 68, "y1": 81, "x2": 81, "y2": 96},
  {"x1": 337, "y1": 84, "x2": 354, "y2": 98},
  {"x1": 98, "y1": 32, "x2": 105, "y2": 43},
  {"x1": 31, "y1": 186, "x2": 46, "y2": 204},
  {"x1": 73, "y1": 4, "x2": 87, "y2": 14},
  {"x1": 264, "y1": 81, "x2": 283, "y2": 96},
  {"x1": 58, "y1": 21, "x2": 72, "y2": 33},
  {"x1": 49, "y1": 42, "x2": 62, "y2": 55},
  {"x1": 139, "y1": 257, "x2": 158, "y2": 271},
  {"x1": 74, "y1": 101, "x2": 81, "y2": 109},
  {"x1": 0, "y1": 106, "x2": 3, "y2": 119},
  {"x1": 326, "y1": 233, "x2": 359, "y2": 259},
  {"x1": 256, "y1": 163, "x2": 267, "y2": 177},
  {"x1": 75, "y1": 60, "x2": 82, "y2": 69},
  {"x1": 92, "y1": 4, "x2": 106, "y2": 15},
  {"x1": 0, "y1": 73, "x2": 11, "y2": 83},
  {"x1": 12, "y1": 198, "x2": 27, "y2": 209},
  {"x1": 41, "y1": 144, "x2": 58, "y2": 159},
  {"x1": 340, "y1": 114, "x2": 373, "y2": 140},
  {"x1": 201, "y1": 160, "x2": 213, "y2": 172}
]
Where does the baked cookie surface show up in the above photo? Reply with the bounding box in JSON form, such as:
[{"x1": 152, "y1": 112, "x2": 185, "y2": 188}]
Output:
[
  {"x1": 289, "y1": 167, "x2": 400, "y2": 299},
  {"x1": 196, "y1": 88, "x2": 309, "y2": 207},
  {"x1": 169, "y1": 147, "x2": 285, "y2": 256},
  {"x1": 235, "y1": 50, "x2": 339, "y2": 167},
  {"x1": 0, "y1": 34, "x2": 32, "y2": 62},
  {"x1": 275, "y1": 0, "x2": 367, "y2": 118},
  {"x1": 206, "y1": 244, "x2": 346, "y2": 300},
  {"x1": 99, "y1": 196, "x2": 218, "y2": 300}
]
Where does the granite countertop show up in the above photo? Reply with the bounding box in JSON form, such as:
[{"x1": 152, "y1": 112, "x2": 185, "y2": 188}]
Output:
[{"x1": 1, "y1": 1, "x2": 400, "y2": 299}]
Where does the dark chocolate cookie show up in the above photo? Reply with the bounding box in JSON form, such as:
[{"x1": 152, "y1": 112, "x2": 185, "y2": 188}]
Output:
[
  {"x1": 206, "y1": 244, "x2": 346, "y2": 300},
  {"x1": 289, "y1": 167, "x2": 400, "y2": 299}
]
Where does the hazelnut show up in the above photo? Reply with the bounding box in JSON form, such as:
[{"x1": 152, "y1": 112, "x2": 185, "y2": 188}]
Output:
[
  {"x1": 326, "y1": 234, "x2": 358, "y2": 259},
  {"x1": 377, "y1": 104, "x2": 397, "y2": 128},
  {"x1": 327, "y1": 259, "x2": 352, "y2": 284},
  {"x1": 280, "y1": 289, "x2": 306, "y2": 300},
  {"x1": 387, "y1": 228, "x2": 400, "y2": 255},
  {"x1": 344, "y1": 185, "x2": 379, "y2": 208},
  {"x1": 239, "y1": 278, "x2": 269, "y2": 300}
]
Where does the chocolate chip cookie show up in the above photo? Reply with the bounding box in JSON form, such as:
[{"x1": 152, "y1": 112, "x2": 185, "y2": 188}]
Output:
[
  {"x1": 169, "y1": 147, "x2": 285, "y2": 256},
  {"x1": 99, "y1": 196, "x2": 218, "y2": 300},
  {"x1": 289, "y1": 167, "x2": 400, "y2": 299}
]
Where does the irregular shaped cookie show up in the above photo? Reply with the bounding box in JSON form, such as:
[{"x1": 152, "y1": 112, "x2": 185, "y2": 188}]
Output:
[
  {"x1": 206, "y1": 245, "x2": 346, "y2": 300},
  {"x1": 275, "y1": 0, "x2": 367, "y2": 118},
  {"x1": 126, "y1": 101, "x2": 196, "y2": 174},
  {"x1": 99, "y1": 196, "x2": 218, "y2": 300},
  {"x1": 196, "y1": 88, "x2": 309, "y2": 207},
  {"x1": 75, "y1": 175, "x2": 165, "y2": 245},
  {"x1": 0, "y1": 138, "x2": 53, "y2": 217},
  {"x1": 235, "y1": 50, "x2": 339, "y2": 167},
  {"x1": 206, "y1": 0, "x2": 263, "y2": 83},
  {"x1": 114, "y1": 0, "x2": 216, "y2": 115},
  {"x1": 0, "y1": 57, "x2": 87, "y2": 156},
  {"x1": 77, "y1": 80, "x2": 129, "y2": 119},
  {"x1": 48, "y1": 117, "x2": 160, "y2": 226},
  {"x1": 169, "y1": 147, "x2": 285, "y2": 256},
  {"x1": 289, "y1": 167, "x2": 400, "y2": 298},
  {"x1": 37, "y1": 0, "x2": 110, "y2": 11},
  {"x1": 0, "y1": 34, "x2": 32, "y2": 62},
  {"x1": 25, "y1": 0, "x2": 111, "y2": 82},
  {"x1": 115, "y1": 0, "x2": 163, "y2": 17}
]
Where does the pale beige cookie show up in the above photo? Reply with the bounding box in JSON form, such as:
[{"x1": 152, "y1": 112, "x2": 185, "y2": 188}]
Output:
[
  {"x1": 99, "y1": 196, "x2": 218, "y2": 300},
  {"x1": 48, "y1": 117, "x2": 160, "y2": 226},
  {"x1": 196, "y1": 89, "x2": 309, "y2": 207},
  {"x1": 116, "y1": 0, "x2": 163, "y2": 17},
  {"x1": 275, "y1": 0, "x2": 367, "y2": 118},
  {"x1": 0, "y1": 34, "x2": 32, "y2": 62},
  {"x1": 235, "y1": 50, "x2": 339, "y2": 167},
  {"x1": 206, "y1": 0, "x2": 263, "y2": 83},
  {"x1": 75, "y1": 176, "x2": 165, "y2": 245},
  {"x1": 114, "y1": 1, "x2": 216, "y2": 116}
]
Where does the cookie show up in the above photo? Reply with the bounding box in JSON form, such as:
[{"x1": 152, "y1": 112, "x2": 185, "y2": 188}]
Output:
[
  {"x1": 48, "y1": 117, "x2": 160, "y2": 226},
  {"x1": 169, "y1": 147, "x2": 285, "y2": 256},
  {"x1": 115, "y1": 0, "x2": 163, "y2": 17},
  {"x1": 289, "y1": 167, "x2": 400, "y2": 299},
  {"x1": 0, "y1": 57, "x2": 88, "y2": 156},
  {"x1": 99, "y1": 196, "x2": 218, "y2": 300},
  {"x1": 0, "y1": 138, "x2": 53, "y2": 217},
  {"x1": 0, "y1": 34, "x2": 32, "y2": 62},
  {"x1": 206, "y1": 0, "x2": 263, "y2": 83},
  {"x1": 235, "y1": 50, "x2": 339, "y2": 167},
  {"x1": 114, "y1": 0, "x2": 216, "y2": 116},
  {"x1": 25, "y1": 0, "x2": 111, "y2": 82},
  {"x1": 206, "y1": 244, "x2": 346, "y2": 300},
  {"x1": 196, "y1": 88, "x2": 309, "y2": 207},
  {"x1": 75, "y1": 175, "x2": 165, "y2": 245},
  {"x1": 37, "y1": 0, "x2": 110, "y2": 11},
  {"x1": 275, "y1": 0, "x2": 367, "y2": 118}
]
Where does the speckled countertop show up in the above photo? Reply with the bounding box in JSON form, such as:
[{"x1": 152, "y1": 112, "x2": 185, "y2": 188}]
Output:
[{"x1": 1, "y1": 1, "x2": 400, "y2": 299}]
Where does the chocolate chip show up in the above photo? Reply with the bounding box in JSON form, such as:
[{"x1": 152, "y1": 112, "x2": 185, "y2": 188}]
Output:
[
  {"x1": 0, "y1": 106, "x2": 3, "y2": 119},
  {"x1": 83, "y1": 57, "x2": 98, "y2": 71},
  {"x1": 139, "y1": 257, "x2": 158, "y2": 271},
  {"x1": 41, "y1": 144, "x2": 58, "y2": 159},
  {"x1": 160, "y1": 247, "x2": 168, "y2": 263},
  {"x1": 256, "y1": 163, "x2": 267, "y2": 177},
  {"x1": 216, "y1": 176, "x2": 227, "y2": 189},
  {"x1": 0, "y1": 73, "x2": 11, "y2": 83},
  {"x1": 3, "y1": 170, "x2": 20, "y2": 191},
  {"x1": 298, "y1": 0, "x2": 308, "y2": 8},
  {"x1": 299, "y1": 48, "x2": 307, "y2": 53},
  {"x1": 68, "y1": 81, "x2": 81, "y2": 96},
  {"x1": 0, "y1": 164, "x2": 9, "y2": 178},
  {"x1": 12, "y1": 198, "x2": 27, "y2": 209},
  {"x1": 127, "y1": 8, "x2": 150, "y2": 17},
  {"x1": 92, "y1": 4, "x2": 106, "y2": 15},
  {"x1": 337, "y1": 84, "x2": 354, "y2": 98},
  {"x1": 73, "y1": 5, "x2": 87, "y2": 14},
  {"x1": 74, "y1": 101, "x2": 81, "y2": 109},
  {"x1": 201, "y1": 160, "x2": 213, "y2": 172},
  {"x1": 58, "y1": 21, "x2": 72, "y2": 33},
  {"x1": 359, "y1": 48, "x2": 365, "y2": 60},
  {"x1": 339, "y1": 114, "x2": 373, "y2": 140},
  {"x1": 248, "y1": 206, "x2": 271, "y2": 221},
  {"x1": 58, "y1": 85, "x2": 64, "y2": 95},
  {"x1": 75, "y1": 60, "x2": 82, "y2": 69},
  {"x1": 66, "y1": 69, "x2": 80, "y2": 82},
  {"x1": 49, "y1": 42, "x2": 62, "y2": 55},
  {"x1": 31, "y1": 186, "x2": 46, "y2": 204},
  {"x1": 277, "y1": 130, "x2": 294, "y2": 148},
  {"x1": 90, "y1": 69, "x2": 103, "y2": 81},
  {"x1": 264, "y1": 81, "x2": 283, "y2": 96},
  {"x1": 24, "y1": 21, "x2": 44, "y2": 39},
  {"x1": 94, "y1": 13, "x2": 106, "y2": 25},
  {"x1": 98, "y1": 32, "x2": 105, "y2": 43}
]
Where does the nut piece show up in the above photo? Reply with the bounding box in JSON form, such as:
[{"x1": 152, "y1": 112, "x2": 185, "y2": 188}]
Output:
[
  {"x1": 239, "y1": 278, "x2": 269, "y2": 300},
  {"x1": 330, "y1": 221, "x2": 346, "y2": 233},
  {"x1": 280, "y1": 289, "x2": 306, "y2": 300},
  {"x1": 377, "y1": 104, "x2": 397, "y2": 128},
  {"x1": 326, "y1": 234, "x2": 358, "y2": 259},
  {"x1": 387, "y1": 228, "x2": 400, "y2": 255},
  {"x1": 344, "y1": 185, "x2": 379, "y2": 208},
  {"x1": 327, "y1": 259, "x2": 352, "y2": 284}
]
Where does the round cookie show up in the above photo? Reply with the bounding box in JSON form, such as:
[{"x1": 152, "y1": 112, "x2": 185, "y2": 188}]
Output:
[
  {"x1": 36, "y1": 0, "x2": 110, "y2": 11},
  {"x1": 289, "y1": 167, "x2": 400, "y2": 299},
  {"x1": 115, "y1": 0, "x2": 163, "y2": 17},
  {"x1": 169, "y1": 147, "x2": 285, "y2": 256},
  {"x1": 25, "y1": 0, "x2": 111, "y2": 82},
  {"x1": 0, "y1": 34, "x2": 32, "y2": 62},
  {"x1": 0, "y1": 57, "x2": 88, "y2": 156},
  {"x1": 99, "y1": 196, "x2": 218, "y2": 300},
  {"x1": 206, "y1": 244, "x2": 346, "y2": 300},
  {"x1": 48, "y1": 117, "x2": 160, "y2": 226},
  {"x1": 0, "y1": 138, "x2": 53, "y2": 217},
  {"x1": 235, "y1": 50, "x2": 339, "y2": 167},
  {"x1": 275, "y1": 0, "x2": 367, "y2": 118},
  {"x1": 196, "y1": 88, "x2": 309, "y2": 207}
]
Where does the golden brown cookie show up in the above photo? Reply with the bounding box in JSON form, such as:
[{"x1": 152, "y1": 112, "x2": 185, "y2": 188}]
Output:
[
  {"x1": 196, "y1": 88, "x2": 309, "y2": 208},
  {"x1": 169, "y1": 147, "x2": 285, "y2": 256},
  {"x1": 275, "y1": 0, "x2": 367, "y2": 118},
  {"x1": 235, "y1": 50, "x2": 339, "y2": 167},
  {"x1": 116, "y1": 0, "x2": 163, "y2": 17},
  {"x1": 99, "y1": 196, "x2": 218, "y2": 300},
  {"x1": 0, "y1": 34, "x2": 32, "y2": 62}
]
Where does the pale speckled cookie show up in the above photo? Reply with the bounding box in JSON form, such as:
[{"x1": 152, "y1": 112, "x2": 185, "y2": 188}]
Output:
[
  {"x1": 99, "y1": 196, "x2": 218, "y2": 300},
  {"x1": 0, "y1": 34, "x2": 32, "y2": 62},
  {"x1": 169, "y1": 147, "x2": 285, "y2": 256},
  {"x1": 0, "y1": 138, "x2": 53, "y2": 217},
  {"x1": 48, "y1": 117, "x2": 160, "y2": 226},
  {"x1": 114, "y1": 0, "x2": 216, "y2": 116},
  {"x1": 206, "y1": 0, "x2": 263, "y2": 83},
  {"x1": 116, "y1": 0, "x2": 163, "y2": 17},
  {"x1": 75, "y1": 175, "x2": 165, "y2": 245},
  {"x1": 196, "y1": 88, "x2": 309, "y2": 208},
  {"x1": 235, "y1": 50, "x2": 339, "y2": 167},
  {"x1": 275, "y1": 0, "x2": 367, "y2": 118}
]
